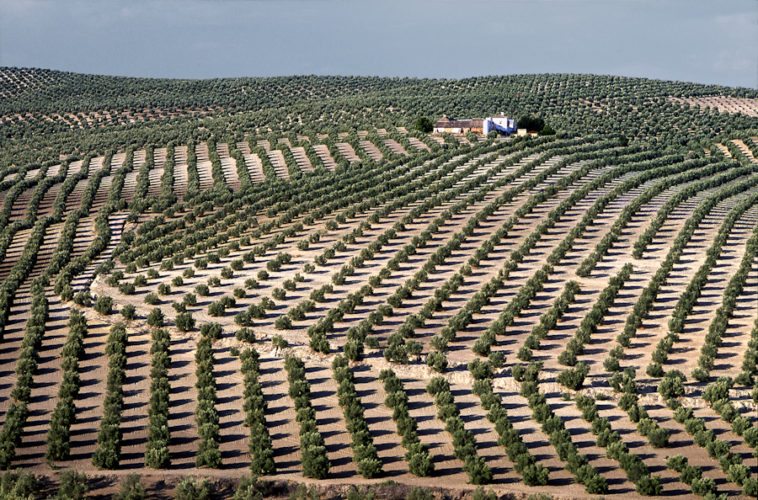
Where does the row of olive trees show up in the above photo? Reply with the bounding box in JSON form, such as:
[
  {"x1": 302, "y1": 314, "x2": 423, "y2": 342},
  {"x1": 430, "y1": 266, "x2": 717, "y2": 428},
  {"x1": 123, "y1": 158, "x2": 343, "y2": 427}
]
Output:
[
  {"x1": 284, "y1": 355, "x2": 330, "y2": 479},
  {"x1": 517, "y1": 280, "x2": 580, "y2": 361},
  {"x1": 332, "y1": 356, "x2": 383, "y2": 478},
  {"x1": 46, "y1": 309, "x2": 88, "y2": 461},
  {"x1": 247, "y1": 139, "x2": 278, "y2": 181},
  {"x1": 667, "y1": 455, "x2": 723, "y2": 498},
  {"x1": 228, "y1": 142, "x2": 253, "y2": 190},
  {"x1": 131, "y1": 145, "x2": 154, "y2": 210},
  {"x1": 738, "y1": 317, "x2": 758, "y2": 386},
  {"x1": 145, "y1": 328, "x2": 171, "y2": 468},
  {"x1": 185, "y1": 142, "x2": 200, "y2": 197},
  {"x1": 207, "y1": 138, "x2": 231, "y2": 194},
  {"x1": 91, "y1": 323, "x2": 128, "y2": 469},
  {"x1": 240, "y1": 348, "x2": 276, "y2": 475},
  {"x1": 156, "y1": 143, "x2": 177, "y2": 210},
  {"x1": 378, "y1": 369, "x2": 434, "y2": 477},
  {"x1": 195, "y1": 323, "x2": 222, "y2": 468}
]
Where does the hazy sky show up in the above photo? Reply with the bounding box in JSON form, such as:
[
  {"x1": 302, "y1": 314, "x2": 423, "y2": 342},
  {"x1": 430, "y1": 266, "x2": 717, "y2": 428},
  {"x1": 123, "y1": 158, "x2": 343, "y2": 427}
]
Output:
[{"x1": 1, "y1": 0, "x2": 756, "y2": 88}]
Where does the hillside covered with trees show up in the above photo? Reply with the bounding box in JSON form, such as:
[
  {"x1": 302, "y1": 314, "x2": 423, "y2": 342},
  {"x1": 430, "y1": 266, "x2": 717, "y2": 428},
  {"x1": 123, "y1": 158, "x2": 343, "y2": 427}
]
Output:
[{"x1": 0, "y1": 67, "x2": 756, "y2": 498}]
